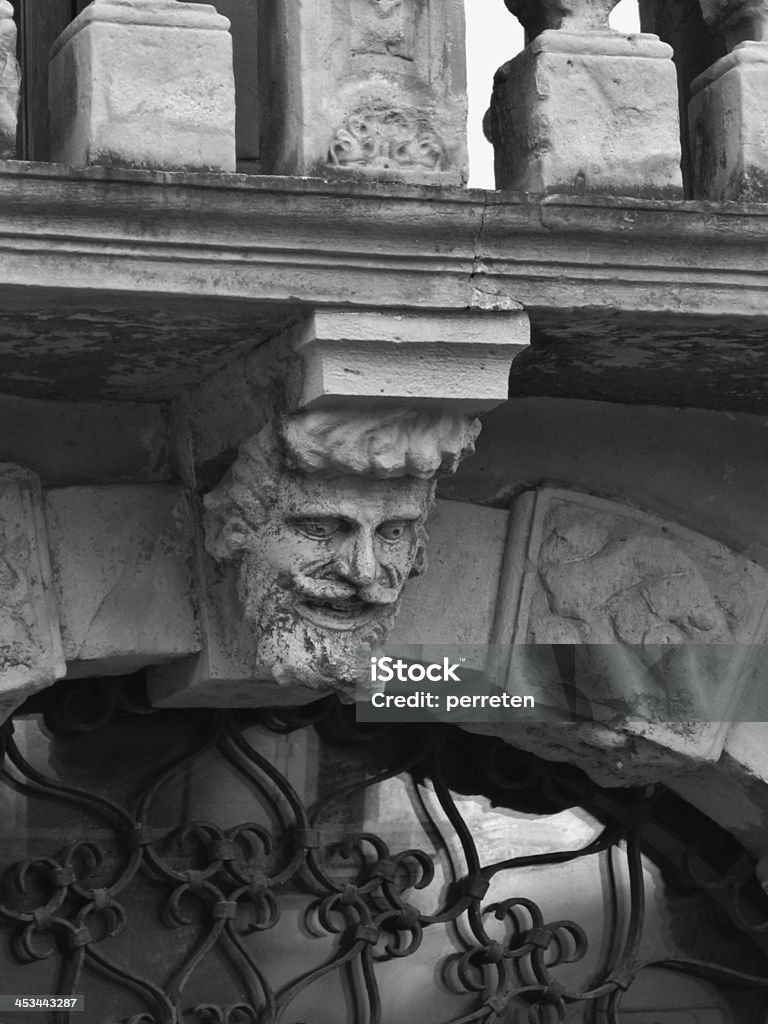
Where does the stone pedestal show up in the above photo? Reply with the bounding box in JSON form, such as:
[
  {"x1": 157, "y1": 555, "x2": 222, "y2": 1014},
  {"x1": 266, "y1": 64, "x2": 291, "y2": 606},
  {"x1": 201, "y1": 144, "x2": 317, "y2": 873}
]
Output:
[
  {"x1": 689, "y1": 42, "x2": 768, "y2": 200},
  {"x1": 0, "y1": 2, "x2": 19, "y2": 158},
  {"x1": 489, "y1": 31, "x2": 683, "y2": 197},
  {"x1": 48, "y1": 0, "x2": 236, "y2": 172},
  {"x1": 259, "y1": 0, "x2": 468, "y2": 185}
]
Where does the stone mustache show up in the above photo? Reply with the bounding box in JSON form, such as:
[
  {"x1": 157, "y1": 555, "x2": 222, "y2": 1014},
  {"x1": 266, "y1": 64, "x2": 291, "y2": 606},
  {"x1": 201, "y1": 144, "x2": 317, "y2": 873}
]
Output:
[{"x1": 204, "y1": 407, "x2": 480, "y2": 697}]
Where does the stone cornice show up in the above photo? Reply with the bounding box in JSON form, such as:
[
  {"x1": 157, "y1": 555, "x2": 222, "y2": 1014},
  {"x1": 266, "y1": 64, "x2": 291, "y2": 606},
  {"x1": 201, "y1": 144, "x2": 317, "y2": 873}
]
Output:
[{"x1": 3, "y1": 160, "x2": 768, "y2": 318}]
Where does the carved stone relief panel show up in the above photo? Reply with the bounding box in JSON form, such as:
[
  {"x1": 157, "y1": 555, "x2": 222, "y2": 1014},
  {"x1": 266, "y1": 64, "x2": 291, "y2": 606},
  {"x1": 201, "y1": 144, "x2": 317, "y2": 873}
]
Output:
[
  {"x1": 483, "y1": 487, "x2": 768, "y2": 785},
  {"x1": 259, "y1": 0, "x2": 468, "y2": 183},
  {"x1": 0, "y1": 465, "x2": 65, "y2": 720},
  {"x1": 329, "y1": 105, "x2": 444, "y2": 172},
  {"x1": 350, "y1": 0, "x2": 415, "y2": 60}
]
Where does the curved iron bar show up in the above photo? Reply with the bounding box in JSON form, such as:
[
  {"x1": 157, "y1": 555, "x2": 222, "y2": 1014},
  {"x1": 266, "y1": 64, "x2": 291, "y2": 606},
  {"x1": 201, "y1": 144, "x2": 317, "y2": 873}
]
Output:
[{"x1": 2, "y1": 695, "x2": 768, "y2": 1024}]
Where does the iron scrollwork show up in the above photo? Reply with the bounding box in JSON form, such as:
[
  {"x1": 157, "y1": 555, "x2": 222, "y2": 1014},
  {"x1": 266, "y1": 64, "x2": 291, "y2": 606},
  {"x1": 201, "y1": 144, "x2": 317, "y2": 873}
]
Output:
[{"x1": 1, "y1": 680, "x2": 768, "y2": 1023}]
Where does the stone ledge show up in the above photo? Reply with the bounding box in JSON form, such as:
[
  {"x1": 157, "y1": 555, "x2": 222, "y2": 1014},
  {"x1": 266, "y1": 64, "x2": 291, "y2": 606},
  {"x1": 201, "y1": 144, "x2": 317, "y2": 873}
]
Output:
[{"x1": 3, "y1": 164, "x2": 768, "y2": 408}]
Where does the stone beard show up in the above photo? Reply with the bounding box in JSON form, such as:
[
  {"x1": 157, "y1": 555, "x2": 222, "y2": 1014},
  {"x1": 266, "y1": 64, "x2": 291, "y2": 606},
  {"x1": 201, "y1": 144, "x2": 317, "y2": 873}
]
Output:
[
  {"x1": 232, "y1": 469, "x2": 433, "y2": 694},
  {"x1": 204, "y1": 409, "x2": 479, "y2": 697}
]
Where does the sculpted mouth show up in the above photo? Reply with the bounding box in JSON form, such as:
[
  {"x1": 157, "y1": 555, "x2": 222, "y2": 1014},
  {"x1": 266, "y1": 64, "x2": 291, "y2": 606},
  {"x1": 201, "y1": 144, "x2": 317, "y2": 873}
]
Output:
[{"x1": 296, "y1": 597, "x2": 380, "y2": 631}]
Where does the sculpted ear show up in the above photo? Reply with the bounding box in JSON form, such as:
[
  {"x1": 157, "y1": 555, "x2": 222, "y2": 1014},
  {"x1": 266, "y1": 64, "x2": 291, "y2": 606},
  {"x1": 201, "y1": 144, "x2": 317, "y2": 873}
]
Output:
[{"x1": 204, "y1": 511, "x2": 251, "y2": 562}]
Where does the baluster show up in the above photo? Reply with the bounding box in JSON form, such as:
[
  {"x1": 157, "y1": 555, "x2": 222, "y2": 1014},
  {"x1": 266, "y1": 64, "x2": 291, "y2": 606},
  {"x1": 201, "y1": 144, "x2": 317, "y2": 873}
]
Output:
[
  {"x1": 689, "y1": 0, "x2": 768, "y2": 198},
  {"x1": 487, "y1": 0, "x2": 683, "y2": 197}
]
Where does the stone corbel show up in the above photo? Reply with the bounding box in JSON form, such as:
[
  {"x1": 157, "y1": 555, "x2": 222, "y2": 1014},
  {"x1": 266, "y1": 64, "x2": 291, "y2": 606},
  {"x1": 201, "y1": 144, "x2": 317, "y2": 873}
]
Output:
[
  {"x1": 0, "y1": 465, "x2": 66, "y2": 723},
  {"x1": 690, "y1": 0, "x2": 768, "y2": 198},
  {"x1": 0, "y1": 2, "x2": 19, "y2": 159},
  {"x1": 489, "y1": 0, "x2": 683, "y2": 196},
  {"x1": 149, "y1": 306, "x2": 527, "y2": 708}
]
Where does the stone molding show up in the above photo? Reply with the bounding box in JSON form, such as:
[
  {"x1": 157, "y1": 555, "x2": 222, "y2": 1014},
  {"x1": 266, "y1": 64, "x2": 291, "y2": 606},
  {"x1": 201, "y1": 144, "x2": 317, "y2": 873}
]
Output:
[{"x1": 4, "y1": 167, "x2": 768, "y2": 325}]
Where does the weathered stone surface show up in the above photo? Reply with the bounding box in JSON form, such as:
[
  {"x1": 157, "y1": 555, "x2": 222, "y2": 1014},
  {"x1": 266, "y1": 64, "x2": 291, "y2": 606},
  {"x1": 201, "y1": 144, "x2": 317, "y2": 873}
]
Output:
[
  {"x1": 259, "y1": 0, "x2": 468, "y2": 184},
  {"x1": 49, "y1": 0, "x2": 236, "y2": 171},
  {"x1": 8, "y1": 169, "x2": 768, "y2": 413},
  {"x1": 0, "y1": 395, "x2": 170, "y2": 487},
  {"x1": 479, "y1": 487, "x2": 768, "y2": 786},
  {"x1": 0, "y1": 2, "x2": 19, "y2": 159},
  {"x1": 148, "y1": 498, "x2": 499, "y2": 708},
  {"x1": 698, "y1": 0, "x2": 768, "y2": 49},
  {"x1": 44, "y1": 484, "x2": 199, "y2": 677},
  {"x1": 505, "y1": 0, "x2": 620, "y2": 37},
  {"x1": 671, "y1": 715, "x2": 768, "y2": 857},
  {"x1": 290, "y1": 309, "x2": 528, "y2": 412},
  {"x1": 0, "y1": 465, "x2": 65, "y2": 723},
  {"x1": 149, "y1": 407, "x2": 481, "y2": 710},
  {"x1": 445, "y1": 397, "x2": 768, "y2": 564},
  {"x1": 169, "y1": 307, "x2": 526, "y2": 499},
  {"x1": 388, "y1": 500, "x2": 510, "y2": 670},
  {"x1": 489, "y1": 31, "x2": 683, "y2": 196},
  {"x1": 689, "y1": 43, "x2": 768, "y2": 200},
  {"x1": 640, "y1": 0, "x2": 725, "y2": 194}
]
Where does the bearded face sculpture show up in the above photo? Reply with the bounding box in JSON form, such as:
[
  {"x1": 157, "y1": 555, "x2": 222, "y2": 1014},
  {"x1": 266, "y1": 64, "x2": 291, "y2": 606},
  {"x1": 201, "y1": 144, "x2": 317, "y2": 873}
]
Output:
[{"x1": 203, "y1": 408, "x2": 480, "y2": 696}]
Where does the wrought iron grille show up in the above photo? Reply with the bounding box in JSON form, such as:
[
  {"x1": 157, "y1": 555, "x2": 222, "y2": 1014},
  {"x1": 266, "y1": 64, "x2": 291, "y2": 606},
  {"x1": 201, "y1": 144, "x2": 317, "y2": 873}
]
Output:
[{"x1": 2, "y1": 677, "x2": 768, "y2": 1024}]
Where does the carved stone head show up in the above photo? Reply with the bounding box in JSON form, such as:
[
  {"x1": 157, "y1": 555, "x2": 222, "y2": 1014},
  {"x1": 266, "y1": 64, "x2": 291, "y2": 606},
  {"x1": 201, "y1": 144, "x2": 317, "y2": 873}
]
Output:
[{"x1": 204, "y1": 407, "x2": 480, "y2": 696}]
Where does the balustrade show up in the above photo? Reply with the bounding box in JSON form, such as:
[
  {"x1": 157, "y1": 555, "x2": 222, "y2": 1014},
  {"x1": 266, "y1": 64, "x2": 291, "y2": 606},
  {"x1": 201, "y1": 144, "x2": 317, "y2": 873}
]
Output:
[{"x1": 0, "y1": 0, "x2": 765, "y2": 200}]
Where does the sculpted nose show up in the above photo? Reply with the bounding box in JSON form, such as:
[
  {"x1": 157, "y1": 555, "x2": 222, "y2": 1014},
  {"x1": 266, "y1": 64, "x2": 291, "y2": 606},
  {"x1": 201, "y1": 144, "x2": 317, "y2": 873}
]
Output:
[{"x1": 341, "y1": 531, "x2": 378, "y2": 586}]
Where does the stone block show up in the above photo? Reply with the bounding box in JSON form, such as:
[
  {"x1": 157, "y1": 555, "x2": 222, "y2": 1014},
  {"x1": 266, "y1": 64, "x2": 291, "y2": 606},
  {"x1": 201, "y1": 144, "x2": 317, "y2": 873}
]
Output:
[
  {"x1": 0, "y1": 465, "x2": 65, "y2": 723},
  {"x1": 290, "y1": 310, "x2": 529, "y2": 413},
  {"x1": 148, "y1": 499, "x2": 501, "y2": 707},
  {"x1": 689, "y1": 42, "x2": 768, "y2": 200},
  {"x1": 480, "y1": 487, "x2": 768, "y2": 786},
  {"x1": 49, "y1": 0, "x2": 236, "y2": 172},
  {"x1": 489, "y1": 31, "x2": 683, "y2": 197},
  {"x1": 0, "y1": 2, "x2": 19, "y2": 159},
  {"x1": 44, "y1": 484, "x2": 199, "y2": 676},
  {"x1": 259, "y1": 0, "x2": 468, "y2": 185},
  {"x1": 388, "y1": 501, "x2": 510, "y2": 671}
]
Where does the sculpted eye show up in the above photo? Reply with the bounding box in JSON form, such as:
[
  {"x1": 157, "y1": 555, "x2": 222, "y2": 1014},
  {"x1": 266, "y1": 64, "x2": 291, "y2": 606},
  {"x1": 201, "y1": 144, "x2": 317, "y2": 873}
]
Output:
[
  {"x1": 377, "y1": 520, "x2": 411, "y2": 543},
  {"x1": 292, "y1": 517, "x2": 345, "y2": 540}
]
